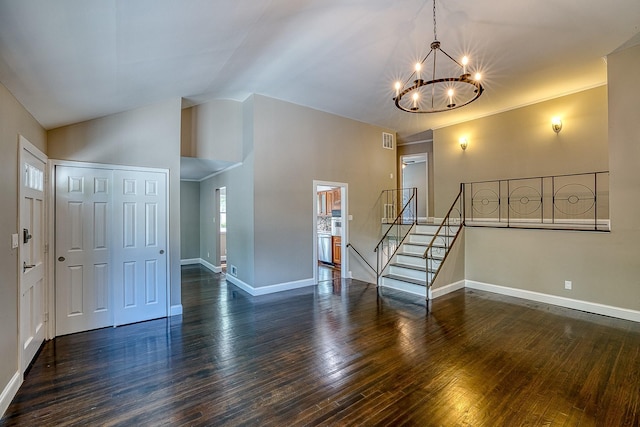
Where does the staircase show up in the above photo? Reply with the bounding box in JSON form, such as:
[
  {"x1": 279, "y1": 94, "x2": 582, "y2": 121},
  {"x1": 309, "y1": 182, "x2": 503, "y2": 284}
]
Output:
[{"x1": 380, "y1": 223, "x2": 458, "y2": 297}]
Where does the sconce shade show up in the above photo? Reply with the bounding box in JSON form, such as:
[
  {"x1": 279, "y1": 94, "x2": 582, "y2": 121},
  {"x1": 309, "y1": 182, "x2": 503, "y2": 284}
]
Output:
[
  {"x1": 552, "y1": 117, "x2": 563, "y2": 133},
  {"x1": 459, "y1": 137, "x2": 468, "y2": 150}
]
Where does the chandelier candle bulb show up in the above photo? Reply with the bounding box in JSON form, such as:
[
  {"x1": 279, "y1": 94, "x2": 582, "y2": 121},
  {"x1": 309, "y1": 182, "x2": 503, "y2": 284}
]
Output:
[{"x1": 462, "y1": 56, "x2": 469, "y2": 74}]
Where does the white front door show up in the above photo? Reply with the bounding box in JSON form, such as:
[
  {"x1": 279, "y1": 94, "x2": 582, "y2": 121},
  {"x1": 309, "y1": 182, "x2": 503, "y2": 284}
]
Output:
[
  {"x1": 20, "y1": 138, "x2": 47, "y2": 372},
  {"x1": 112, "y1": 170, "x2": 167, "y2": 325},
  {"x1": 55, "y1": 166, "x2": 113, "y2": 336}
]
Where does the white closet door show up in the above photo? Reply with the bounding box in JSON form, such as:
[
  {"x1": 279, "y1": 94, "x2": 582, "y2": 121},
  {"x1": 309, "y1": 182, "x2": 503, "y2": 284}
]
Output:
[
  {"x1": 55, "y1": 166, "x2": 113, "y2": 336},
  {"x1": 112, "y1": 170, "x2": 167, "y2": 325},
  {"x1": 20, "y1": 143, "x2": 47, "y2": 371}
]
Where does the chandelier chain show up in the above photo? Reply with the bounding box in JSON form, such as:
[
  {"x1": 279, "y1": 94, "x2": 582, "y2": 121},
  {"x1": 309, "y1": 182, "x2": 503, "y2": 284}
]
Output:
[{"x1": 433, "y1": 0, "x2": 437, "y2": 41}]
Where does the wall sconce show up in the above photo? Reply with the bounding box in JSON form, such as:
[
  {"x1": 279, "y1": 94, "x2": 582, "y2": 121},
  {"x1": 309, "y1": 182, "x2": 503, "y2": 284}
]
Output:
[
  {"x1": 551, "y1": 117, "x2": 563, "y2": 133},
  {"x1": 459, "y1": 137, "x2": 468, "y2": 150}
]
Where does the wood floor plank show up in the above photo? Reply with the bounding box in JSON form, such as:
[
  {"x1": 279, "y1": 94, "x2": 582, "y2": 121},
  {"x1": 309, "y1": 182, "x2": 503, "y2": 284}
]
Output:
[{"x1": 2, "y1": 265, "x2": 640, "y2": 426}]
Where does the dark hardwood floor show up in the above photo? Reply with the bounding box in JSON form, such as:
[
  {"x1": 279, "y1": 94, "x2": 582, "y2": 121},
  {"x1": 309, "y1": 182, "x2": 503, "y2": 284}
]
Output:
[{"x1": 2, "y1": 265, "x2": 640, "y2": 426}]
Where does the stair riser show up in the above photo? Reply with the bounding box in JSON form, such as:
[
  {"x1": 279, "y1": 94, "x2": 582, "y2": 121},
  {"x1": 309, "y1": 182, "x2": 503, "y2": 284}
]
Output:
[
  {"x1": 409, "y1": 234, "x2": 455, "y2": 245},
  {"x1": 426, "y1": 247, "x2": 447, "y2": 259},
  {"x1": 425, "y1": 258, "x2": 442, "y2": 270},
  {"x1": 396, "y1": 254, "x2": 442, "y2": 268},
  {"x1": 389, "y1": 265, "x2": 428, "y2": 281},
  {"x1": 401, "y1": 244, "x2": 428, "y2": 255},
  {"x1": 380, "y1": 277, "x2": 427, "y2": 297},
  {"x1": 416, "y1": 225, "x2": 459, "y2": 235},
  {"x1": 396, "y1": 254, "x2": 425, "y2": 268}
]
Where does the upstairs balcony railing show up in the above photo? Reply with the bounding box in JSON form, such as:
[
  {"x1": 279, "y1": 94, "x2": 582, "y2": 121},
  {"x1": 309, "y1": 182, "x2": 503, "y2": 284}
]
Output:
[
  {"x1": 375, "y1": 187, "x2": 418, "y2": 283},
  {"x1": 380, "y1": 187, "x2": 419, "y2": 224},
  {"x1": 462, "y1": 171, "x2": 609, "y2": 231}
]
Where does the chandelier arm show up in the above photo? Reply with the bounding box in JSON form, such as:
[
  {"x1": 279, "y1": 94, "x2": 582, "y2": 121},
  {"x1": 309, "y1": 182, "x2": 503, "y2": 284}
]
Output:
[
  {"x1": 402, "y1": 49, "x2": 434, "y2": 88},
  {"x1": 437, "y1": 47, "x2": 464, "y2": 69}
]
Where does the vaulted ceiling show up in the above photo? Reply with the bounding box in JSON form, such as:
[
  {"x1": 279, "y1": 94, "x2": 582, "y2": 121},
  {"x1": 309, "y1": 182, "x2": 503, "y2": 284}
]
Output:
[{"x1": 0, "y1": 0, "x2": 638, "y2": 141}]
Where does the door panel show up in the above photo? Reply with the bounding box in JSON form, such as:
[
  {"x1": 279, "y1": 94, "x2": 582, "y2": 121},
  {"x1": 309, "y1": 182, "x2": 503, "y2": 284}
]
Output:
[
  {"x1": 20, "y1": 145, "x2": 47, "y2": 372},
  {"x1": 112, "y1": 170, "x2": 167, "y2": 326},
  {"x1": 55, "y1": 166, "x2": 113, "y2": 335}
]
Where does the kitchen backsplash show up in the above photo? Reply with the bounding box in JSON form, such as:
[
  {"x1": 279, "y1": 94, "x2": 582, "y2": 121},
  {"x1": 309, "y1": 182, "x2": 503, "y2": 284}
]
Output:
[{"x1": 317, "y1": 216, "x2": 331, "y2": 233}]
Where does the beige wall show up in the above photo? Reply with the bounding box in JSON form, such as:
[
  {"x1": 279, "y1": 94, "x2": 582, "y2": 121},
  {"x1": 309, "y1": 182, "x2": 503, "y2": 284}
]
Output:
[
  {"x1": 180, "y1": 180, "x2": 201, "y2": 260},
  {"x1": 0, "y1": 82, "x2": 46, "y2": 408},
  {"x1": 182, "y1": 100, "x2": 243, "y2": 162},
  {"x1": 433, "y1": 66, "x2": 640, "y2": 311},
  {"x1": 434, "y1": 86, "x2": 608, "y2": 217},
  {"x1": 200, "y1": 96, "x2": 255, "y2": 284},
  {"x1": 198, "y1": 95, "x2": 396, "y2": 288},
  {"x1": 251, "y1": 95, "x2": 396, "y2": 287},
  {"x1": 47, "y1": 99, "x2": 183, "y2": 309},
  {"x1": 180, "y1": 107, "x2": 194, "y2": 157}
]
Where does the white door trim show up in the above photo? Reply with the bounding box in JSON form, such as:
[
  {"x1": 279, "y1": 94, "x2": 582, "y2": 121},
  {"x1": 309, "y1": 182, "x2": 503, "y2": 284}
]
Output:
[
  {"x1": 48, "y1": 159, "x2": 171, "y2": 337},
  {"x1": 18, "y1": 135, "x2": 48, "y2": 373},
  {"x1": 312, "y1": 180, "x2": 349, "y2": 284}
]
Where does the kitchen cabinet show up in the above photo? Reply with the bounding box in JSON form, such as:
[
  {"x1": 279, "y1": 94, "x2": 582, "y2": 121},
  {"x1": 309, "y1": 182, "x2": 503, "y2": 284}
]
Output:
[
  {"x1": 331, "y1": 188, "x2": 341, "y2": 211},
  {"x1": 317, "y1": 191, "x2": 333, "y2": 216},
  {"x1": 332, "y1": 236, "x2": 341, "y2": 265}
]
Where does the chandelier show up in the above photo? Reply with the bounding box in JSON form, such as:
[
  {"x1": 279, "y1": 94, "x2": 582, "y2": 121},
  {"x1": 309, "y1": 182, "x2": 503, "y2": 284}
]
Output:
[{"x1": 393, "y1": 0, "x2": 484, "y2": 113}]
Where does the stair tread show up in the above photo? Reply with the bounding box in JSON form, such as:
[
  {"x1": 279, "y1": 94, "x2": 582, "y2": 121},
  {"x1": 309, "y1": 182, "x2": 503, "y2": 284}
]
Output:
[{"x1": 383, "y1": 274, "x2": 427, "y2": 287}]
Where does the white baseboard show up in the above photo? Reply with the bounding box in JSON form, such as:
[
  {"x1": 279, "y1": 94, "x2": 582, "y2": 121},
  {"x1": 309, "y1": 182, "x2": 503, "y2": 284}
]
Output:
[
  {"x1": 186, "y1": 258, "x2": 314, "y2": 297},
  {"x1": 0, "y1": 371, "x2": 21, "y2": 418},
  {"x1": 430, "y1": 280, "x2": 465, "y2": 299},
  {"x1": 224, "y1": 274, "x2": 254, "y2": 294},
  {"x1": 466, "y1": 280, "x2": 640, "y2": 323},
  {"x1": 225, "y1": 275, "x2": 315, "y2": 296},
  {"x1": 181, "y1": 258, "x2": 222, "y2": 273},
  {"x1": 199, "y1": 258, "x2": 222, "y2": 273},
  {"x1": 170, "y1": 304, "x2": 183, "y2": 316}
]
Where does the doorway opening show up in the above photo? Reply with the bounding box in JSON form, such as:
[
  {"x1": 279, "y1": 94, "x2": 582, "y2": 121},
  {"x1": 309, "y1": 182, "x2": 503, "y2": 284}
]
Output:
[
  {"x1": 401, "y1": 153, "x2": 428, "y2": 223},
  {"x1": 217, "y1": 187, "x2": 227, "y2": 272},
  {"x1": 314, "y1": 181, "x2": 347, "y2": 285}
]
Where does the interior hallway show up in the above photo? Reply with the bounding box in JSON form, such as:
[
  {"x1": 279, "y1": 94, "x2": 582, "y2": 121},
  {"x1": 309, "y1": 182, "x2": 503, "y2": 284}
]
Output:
[{"x1": 2, "y1": 265, "x2": 639, "y2": 425}]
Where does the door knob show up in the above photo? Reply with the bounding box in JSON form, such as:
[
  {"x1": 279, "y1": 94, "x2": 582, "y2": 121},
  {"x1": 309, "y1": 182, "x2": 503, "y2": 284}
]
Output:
[
  {"x1": 23, "y1": 228, "x2": 32, "y2": 244},
  {"x1": 23, "y1": 261, "x2": 35, "y2": 272},
  {"x1": 159, "y1": 250, "x2": 165, "y2": 254},
  {"x1": 58, "y1": 256, "x2": 65, "y2": 262}
]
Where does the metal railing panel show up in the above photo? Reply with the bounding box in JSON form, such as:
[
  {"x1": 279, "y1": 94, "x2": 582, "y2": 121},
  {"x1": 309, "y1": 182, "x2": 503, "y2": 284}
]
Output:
[{"x1": 463, "y1": 171, "x2": 609, "y2": 231}]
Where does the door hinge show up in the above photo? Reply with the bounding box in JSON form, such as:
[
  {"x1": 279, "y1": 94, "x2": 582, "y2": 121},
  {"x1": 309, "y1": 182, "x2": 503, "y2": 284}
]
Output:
[
  {"x1": 44, "y1": 312, "x2": 49, "y2": 323},
  {"x1": 44, "y1": 243, "x2": 49, "y2": 254}
]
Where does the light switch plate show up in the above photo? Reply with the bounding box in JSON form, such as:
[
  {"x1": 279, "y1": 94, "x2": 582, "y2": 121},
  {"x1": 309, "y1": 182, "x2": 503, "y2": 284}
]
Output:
[{"x1": 11, "y1": 233, "x2": 19, "y2": 249}]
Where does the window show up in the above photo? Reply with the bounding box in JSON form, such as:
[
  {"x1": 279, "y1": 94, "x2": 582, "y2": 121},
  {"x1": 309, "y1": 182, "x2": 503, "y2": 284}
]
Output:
[{"x1": 219, "y1": 187, "x2": 226, "y2": 233}]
